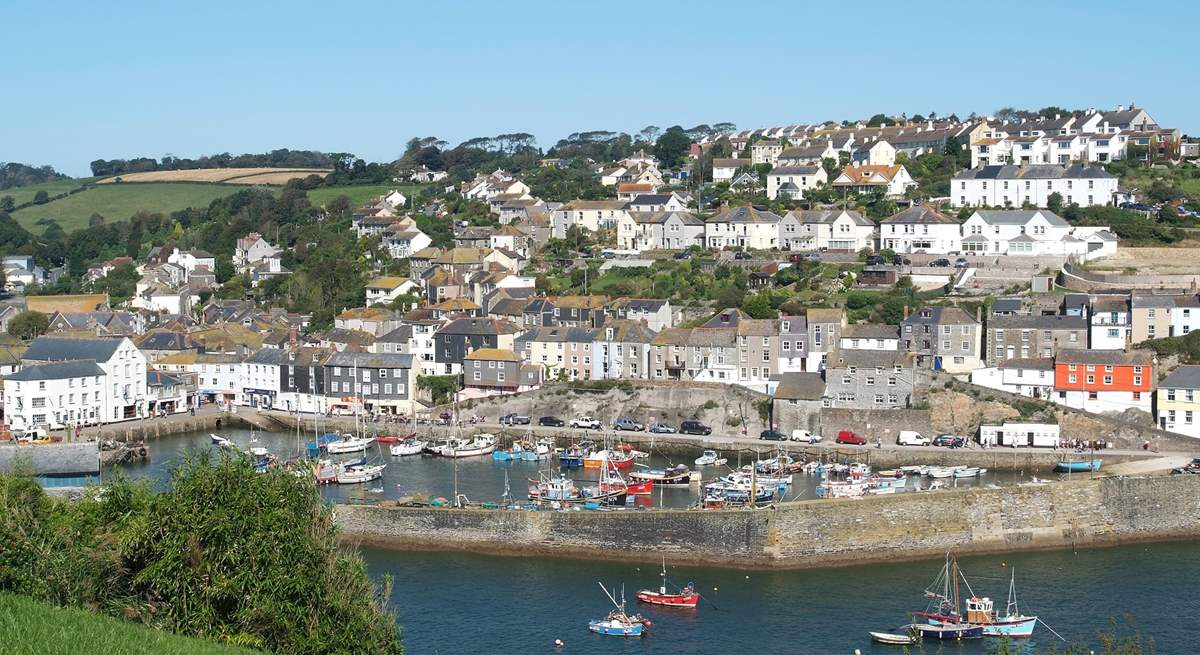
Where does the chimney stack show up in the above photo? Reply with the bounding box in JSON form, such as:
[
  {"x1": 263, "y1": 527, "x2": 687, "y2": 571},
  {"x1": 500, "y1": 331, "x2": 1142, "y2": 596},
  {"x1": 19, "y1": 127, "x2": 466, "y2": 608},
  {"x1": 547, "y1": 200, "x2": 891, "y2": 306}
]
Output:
[{"x1": 903, "y1": 304, "x2": 910, "y2": 320}]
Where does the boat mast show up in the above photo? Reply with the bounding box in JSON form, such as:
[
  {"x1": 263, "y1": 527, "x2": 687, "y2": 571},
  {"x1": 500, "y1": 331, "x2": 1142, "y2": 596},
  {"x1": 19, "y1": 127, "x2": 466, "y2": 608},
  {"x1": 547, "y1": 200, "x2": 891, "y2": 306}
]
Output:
[
  {"x1": 660, "y1": 556, "x2": 667, "y2": 595},
  {"x1": 952, "y1": 556, "x2": 960, "y2": 618}
]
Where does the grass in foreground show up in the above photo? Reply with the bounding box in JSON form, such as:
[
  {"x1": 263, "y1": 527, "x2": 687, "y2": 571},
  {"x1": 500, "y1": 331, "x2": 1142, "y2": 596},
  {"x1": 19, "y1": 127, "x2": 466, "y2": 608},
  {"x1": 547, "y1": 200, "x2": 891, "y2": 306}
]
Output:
[
  {"x1": 307, "y1": 183, "x2": 426, "y2": 208},
  {"x1": 12, "y1": 182, "x2": 243, "y2": 233},
  {"x1": 0, "y1": 593, "x2": 257, "y2": 655}
]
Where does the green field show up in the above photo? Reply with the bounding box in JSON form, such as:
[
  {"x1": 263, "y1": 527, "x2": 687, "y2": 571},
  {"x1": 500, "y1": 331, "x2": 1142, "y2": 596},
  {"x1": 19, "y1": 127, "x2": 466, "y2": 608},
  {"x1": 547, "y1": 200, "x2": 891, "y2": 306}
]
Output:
[
  {"x1": 307, "y1": 183, "x2": 426, "y2": 208},
  {"x1": 12, "y1": 182, "x2": 244, "y2": 233},
  {"x1": 0, "y1": 593, "x2": 256, "y2": 655},
  {"x1": 0, "y1": 177, "x2": 99, "y2": 207}
]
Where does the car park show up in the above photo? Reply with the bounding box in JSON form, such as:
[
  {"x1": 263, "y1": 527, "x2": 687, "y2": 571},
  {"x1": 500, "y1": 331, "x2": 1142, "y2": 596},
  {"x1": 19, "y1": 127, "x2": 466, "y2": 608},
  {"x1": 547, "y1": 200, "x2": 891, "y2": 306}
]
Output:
[
  {"x1": 835, "y1": 430, "x2": 866, "y2": 445},
  {"x1": 649, "y1": 423, "x2": 676, "y2": 434},
  {"x1": 679, "y1": 420, "x2": 712, "y2": 435},
  {"x1": 538, "y1": 416, "x2": 565, "y2": 427},
  {"x1": 759, "y1": 429, "x2": 787, "y2": 441},
  {"x1": 612, "y1": 417, "x2": 645, "y2": 431},
  {"x1": 569, "y1": 416, "x2": 602, "y2": 430}
]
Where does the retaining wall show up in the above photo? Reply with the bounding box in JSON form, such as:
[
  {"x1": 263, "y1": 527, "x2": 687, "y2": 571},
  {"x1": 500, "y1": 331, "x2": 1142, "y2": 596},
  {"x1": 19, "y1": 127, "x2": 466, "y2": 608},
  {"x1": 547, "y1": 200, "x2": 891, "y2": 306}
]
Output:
[{"x1": 336, "y1": 474, "x2": 1200, "y2": 568}]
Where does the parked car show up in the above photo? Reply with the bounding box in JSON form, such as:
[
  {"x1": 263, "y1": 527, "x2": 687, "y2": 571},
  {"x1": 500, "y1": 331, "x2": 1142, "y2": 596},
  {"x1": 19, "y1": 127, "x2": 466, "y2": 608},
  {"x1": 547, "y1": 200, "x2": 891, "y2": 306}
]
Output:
[
  {"x1": 933, "y1": 434, "x2": 966, "y2": 448},
  {"x1": 896, "y1": 256, "x2": 911, "y2": 265},
  {"x1": 612, "y1": 417, "x2": 645, "y2": 431},
  {"x1": 788, "y1": 253, "x2": 807, "y2": 263},
  {"x1": 673, "y1": 251, "x2": 692, "y2": 260},
  {"x1": 865, "y1": 255, "x2": 884, "y2": 266},
  {"x1": 649, "y1": 423, "x2": 676, "y2": 434},
  {"x1": 759, "y1": 429, "x2": 787, "y2": 441},
  {"x1": 790, "y1": 429, "x2": 822, "y2": 443},
  {"x1": 499, "y1": 413, "x2": 531, "y2": 426},
  {"x1": 538, "y1": 416, "x2": 565, "y2": 427},
  {"x1": 929, "y1": 258, "x2": 951, "y2": 267},
  {"x1": 897, "y1": 430, "x2": 930, "y2": 446},
  {"x1": 569, "y1": 416, "x2": 602, "y2": 430},
  {"x1": 835, "y1": 430, "x2": 866, "y2": 445},
  {"x1": 734, "y1": 251, "x2": 752, "y2": 260},
  {"x1": 954, "y1": 257, "x2": 969, "y2": 268},
  {"x1": 679, "y1": 420, "x2": 712, "y2": 435}
]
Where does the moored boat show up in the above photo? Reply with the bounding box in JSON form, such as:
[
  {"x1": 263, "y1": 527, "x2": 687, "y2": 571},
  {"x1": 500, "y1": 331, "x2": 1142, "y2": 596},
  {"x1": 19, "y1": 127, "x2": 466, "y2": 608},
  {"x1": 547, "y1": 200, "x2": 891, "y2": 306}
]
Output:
[
  {"x1": 584, "y1": 448, "x2": 634, "y2": 470},
  {"x1": 694, "y1": 449, "x2": 728, "y2": 468},
  {"x1": 589, "y1": 583, "x2": 648, "y2": 637},
  {"x1": 326, "y1": 434, "x2": 375, "y2": 454},
  {"x1": 629, "y1": 464, "x2": 697, "y2": 486},
  {"x1": 210, "y1": 433, "x2": 231, "y2": 447},
  {"x1": 1054, "y1": 458, "x2": 1101, "y2": 472},
  {"x1": 336, "y1": 462, "x2": 386, "y2": 484},
  {"x1": 636, "y1": 559, "x2": 699, "y2": 608},
  {"x1": 869, "y1": 630, "x2": 917, "y2": 645},
  {"x1": 953, "y1": 467, "x2": 983, "y2": 479},
  {"x1": 912, "y1": 621, "x2": 983, "y2": 640},
  {"x1": 389, "y1": 437, "x2": 427, "y2": 456},
  {"x1": 558, "y1": 442, "x2": 589, "y2": 469},
  {"x1": 440, "y1": 434, "x2": 496, "y2": 458}
]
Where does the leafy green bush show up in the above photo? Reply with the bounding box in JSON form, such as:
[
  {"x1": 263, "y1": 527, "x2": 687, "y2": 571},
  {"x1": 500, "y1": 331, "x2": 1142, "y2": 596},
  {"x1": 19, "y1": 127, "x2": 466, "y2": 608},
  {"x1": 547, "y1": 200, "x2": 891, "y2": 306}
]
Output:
[{"x1": 0, "y1": 452, "x2": 402, "y2": 654}]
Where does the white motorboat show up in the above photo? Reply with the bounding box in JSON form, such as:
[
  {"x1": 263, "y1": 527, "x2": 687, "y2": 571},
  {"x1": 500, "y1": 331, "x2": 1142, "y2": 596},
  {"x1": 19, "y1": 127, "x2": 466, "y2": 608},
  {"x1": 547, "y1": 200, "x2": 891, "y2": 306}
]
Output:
[
  {"x1": 736, "y1": 467, "x2": 793, "y2": 486},
  {"x1": 953, "y1": 467, "x2": 984, "y2": 479},
  {"x1": 210, "y1": 433, "x2": 232, "y2": 448},
  {"x1": 389, "y1": 438, "x2": 427, "y2": 456},
  {"x1": 694, "y1": 449, "x2": 728, "y2": 467},
  {"x1": 440, "y1": 433, "x2": 497, "y2": 458},
  {"x1": 336, "y1": 462, "x2": 386, "y2": 484},
  {"x1": 925, "y1": 465, "x2": 964, "y2": 479},
  {"x1": 326, "y1": 434, "x2": 376, "y2": 454}
]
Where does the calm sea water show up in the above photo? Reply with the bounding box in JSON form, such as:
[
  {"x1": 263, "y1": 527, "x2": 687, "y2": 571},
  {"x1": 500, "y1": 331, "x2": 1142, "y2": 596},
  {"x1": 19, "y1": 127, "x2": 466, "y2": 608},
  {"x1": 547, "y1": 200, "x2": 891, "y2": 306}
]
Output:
[{"x1": 116, "y1": 428, "x2": 1192, "y2": 654}]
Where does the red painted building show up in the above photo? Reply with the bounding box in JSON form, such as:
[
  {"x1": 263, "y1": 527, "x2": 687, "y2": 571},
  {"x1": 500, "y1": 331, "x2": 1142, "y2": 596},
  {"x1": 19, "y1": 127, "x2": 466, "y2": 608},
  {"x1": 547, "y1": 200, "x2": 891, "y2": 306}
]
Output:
[{"x1": 1053, "y1": 350, "x2": 1153, "y2": 413}]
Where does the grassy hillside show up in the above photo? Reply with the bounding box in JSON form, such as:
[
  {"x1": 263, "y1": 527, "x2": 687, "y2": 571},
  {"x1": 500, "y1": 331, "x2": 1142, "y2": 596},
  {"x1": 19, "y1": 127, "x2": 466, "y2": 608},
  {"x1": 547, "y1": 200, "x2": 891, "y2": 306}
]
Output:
[
  {"x1": 0, "y1": 593, "x2": 257, "y2": 655},
  {"x1": 307, "y1": 183, "x2": 426, "y2": 208},
  {"x1": 12, "y1": 183, "x2": 243, "y2": 233},
  {"x1": 0, "y1": 177, "x2": 98, "y2": 206}
]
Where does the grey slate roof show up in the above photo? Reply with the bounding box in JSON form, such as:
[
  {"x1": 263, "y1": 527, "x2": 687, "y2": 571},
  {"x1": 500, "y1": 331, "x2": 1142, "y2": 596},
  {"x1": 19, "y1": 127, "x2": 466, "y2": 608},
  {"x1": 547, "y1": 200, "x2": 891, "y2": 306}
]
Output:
[
  {"x1": 325, "y1": 351, "x2": 413, "y2": 369},
  {"x1": 991, "y1": 298, "x2": 1023, "y2": 313},
  {"x1": 882, "y1": 205, "x2": 958, "y2": 225},
  {"x1": 843, "y1": 324, "x2": 900, "y2": 339},
  {"x1": 998, "y1": 357, "x2": 1056, "y2": 371},
  {"x1": 7, "y1": 360, "x2": 105, "y2": 381},
  {"x1": 787, "y1": 210, "x2": 873, "y2": 226},
  {"x1": 954, "y1": 164, "x2": 1115, "y2": 181},
  {"x1": 23, "y1": 337, "x2": 122, "y2": 363},
  {"x1": 973, "y1": 210, "x2": 1069, "y2": 227},
  {"x1": 1159, "y1": 365, "x2": 1200, "y2": 390},
  {"x1": 770, "y1": 165, "x2": 823, "y2": 175},
  {"x1": 774, "y1": 372, "x2": 825, "y2": 401},
  {"x1": 989, "y1": 315, "x2": 1087, "y2": 330}
]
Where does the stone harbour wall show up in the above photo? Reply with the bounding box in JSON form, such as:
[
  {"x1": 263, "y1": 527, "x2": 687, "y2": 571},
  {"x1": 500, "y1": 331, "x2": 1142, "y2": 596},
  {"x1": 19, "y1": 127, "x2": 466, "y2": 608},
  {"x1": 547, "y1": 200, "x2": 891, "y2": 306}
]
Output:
[{"x1": 336, "y1": 474, "x2": 1200, "y2": 568}]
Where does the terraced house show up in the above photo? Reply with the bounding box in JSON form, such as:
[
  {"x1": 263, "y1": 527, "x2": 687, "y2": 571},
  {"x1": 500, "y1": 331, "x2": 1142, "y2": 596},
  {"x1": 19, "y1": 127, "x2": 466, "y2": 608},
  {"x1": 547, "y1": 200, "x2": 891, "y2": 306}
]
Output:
[
  {"x1": 592, "y1": 319, "x2": 656, "y2": 380},
  {"x1": 985, "y1": 315, "x2": 1087, "y2": 365},
  {"x1": 704, "y1": 206, "x2": 781, "y2": 250},
  {"x1": 778, "y1": 209, "x2": 875, "y2": 252},
  {"x1": 323, "y1": 352, "x2": 415, "y2": 416},
  {"x1": 523, "y1": 326, "x2": 594, "y2": 381},
  {"x1": 1155, "y1": 366, "x2": 1200, "y2": 438},
  {"x1": 900, "y1": 306, "x2": 981, "y2": 374}
]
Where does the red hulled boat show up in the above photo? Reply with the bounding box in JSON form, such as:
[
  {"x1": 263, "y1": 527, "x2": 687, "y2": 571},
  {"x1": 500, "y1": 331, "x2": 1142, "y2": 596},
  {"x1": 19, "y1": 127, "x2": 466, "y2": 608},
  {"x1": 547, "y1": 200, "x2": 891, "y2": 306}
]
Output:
[{"x1": 636, "y1": 559, "x2": 700, "y2": 608}]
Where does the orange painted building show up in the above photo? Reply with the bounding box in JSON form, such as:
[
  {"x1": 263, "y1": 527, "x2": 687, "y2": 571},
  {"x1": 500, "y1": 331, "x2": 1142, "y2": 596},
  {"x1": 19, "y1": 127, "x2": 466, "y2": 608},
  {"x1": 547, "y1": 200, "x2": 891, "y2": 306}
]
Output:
[{"x1": 1053, "y1": 350, "x2": 1153, "y2": 414}]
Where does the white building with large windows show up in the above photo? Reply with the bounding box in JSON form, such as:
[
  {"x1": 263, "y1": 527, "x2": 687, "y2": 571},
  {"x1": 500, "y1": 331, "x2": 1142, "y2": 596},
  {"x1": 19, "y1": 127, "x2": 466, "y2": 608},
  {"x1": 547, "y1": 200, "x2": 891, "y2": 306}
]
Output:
[
  {"x1": 21, "y1": 337, "x2": 147, "y2": 423},
  {"x1": 704, "y1": 206, "x2": 781, "y2": 250},
  {"x1": 4, "y1": 360, "x2": 106, "y2": 433},
  {"x1": 778, "y1": 210, "x2": 875, "y2": 251},
  {"x1": 879, "y1": 205, "x2": 961, "y2": 254},
  {"x1": 951, "y1": 164, "x2": 1118, "y2": 208}
]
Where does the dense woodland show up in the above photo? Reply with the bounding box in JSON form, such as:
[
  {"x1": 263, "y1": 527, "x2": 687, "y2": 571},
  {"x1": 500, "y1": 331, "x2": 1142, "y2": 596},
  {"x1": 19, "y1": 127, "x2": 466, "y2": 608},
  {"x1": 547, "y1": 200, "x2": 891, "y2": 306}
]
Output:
[{"x1": 0, "y1": 162, "x2": 68, "y2": 190}]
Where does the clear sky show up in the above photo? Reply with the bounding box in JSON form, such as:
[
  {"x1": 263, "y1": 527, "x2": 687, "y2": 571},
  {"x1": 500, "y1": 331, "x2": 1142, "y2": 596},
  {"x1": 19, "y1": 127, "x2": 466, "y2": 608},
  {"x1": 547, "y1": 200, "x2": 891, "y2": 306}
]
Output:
[{"x1": 4, "y1": 0, "x2": 1196, "y2": 176}]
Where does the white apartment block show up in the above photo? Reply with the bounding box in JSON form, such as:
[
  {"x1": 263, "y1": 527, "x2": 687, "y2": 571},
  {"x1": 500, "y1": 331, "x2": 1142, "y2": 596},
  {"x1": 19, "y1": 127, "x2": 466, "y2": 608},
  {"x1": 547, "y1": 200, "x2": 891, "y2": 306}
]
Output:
[{"x1": 952, "y1": 164, "x2": 1117, "y2": 208}]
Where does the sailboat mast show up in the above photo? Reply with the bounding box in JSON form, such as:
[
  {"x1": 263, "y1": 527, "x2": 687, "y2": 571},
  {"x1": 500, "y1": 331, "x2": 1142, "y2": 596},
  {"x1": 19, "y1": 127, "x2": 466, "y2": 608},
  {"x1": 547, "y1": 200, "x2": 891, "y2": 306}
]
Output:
[{"x1": 952, "y1": 557, "x2": 960, "y2": 617}]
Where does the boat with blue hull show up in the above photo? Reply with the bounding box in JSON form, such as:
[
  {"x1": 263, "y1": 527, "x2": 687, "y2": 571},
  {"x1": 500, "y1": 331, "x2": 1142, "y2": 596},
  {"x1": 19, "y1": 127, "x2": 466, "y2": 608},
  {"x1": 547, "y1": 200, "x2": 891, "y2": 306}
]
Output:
[
  {"x1": 912, "y1": 555, "x2": 1039, "y2": 640},
  {"x1": 1055, "y1": 458, "x2": 1101, "y2": 472},
  {"x1": 588, "y1": 583, "x2": 648, "y2": 638}
]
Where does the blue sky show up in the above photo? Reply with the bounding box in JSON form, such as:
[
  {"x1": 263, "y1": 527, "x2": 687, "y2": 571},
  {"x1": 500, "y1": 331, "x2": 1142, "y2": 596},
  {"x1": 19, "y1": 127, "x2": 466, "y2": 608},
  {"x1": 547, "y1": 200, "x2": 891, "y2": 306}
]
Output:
[{"x1": 4, "y1": 0, "x2": 1196, "y2": 176}]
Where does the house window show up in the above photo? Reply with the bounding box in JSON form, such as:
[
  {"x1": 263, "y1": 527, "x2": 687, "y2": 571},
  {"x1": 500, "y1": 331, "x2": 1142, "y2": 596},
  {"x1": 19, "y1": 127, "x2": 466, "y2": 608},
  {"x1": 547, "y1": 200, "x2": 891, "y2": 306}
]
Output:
[
  {"x1": 473, "y1": 372, "x2": 481, "y2": 381},
  {"x1": 1134, "y1": 376, "x2": 1143, "y2": 386},
  {"x1": 1086, "y1": 375, "x2": 1095, "y2": 384},
  {"x1": 1103, "y1": 376, "x2": 1112, "y2": 385},
  {"x1": 1069, "y1": 374, "x2": 1077, "y2": 384}
]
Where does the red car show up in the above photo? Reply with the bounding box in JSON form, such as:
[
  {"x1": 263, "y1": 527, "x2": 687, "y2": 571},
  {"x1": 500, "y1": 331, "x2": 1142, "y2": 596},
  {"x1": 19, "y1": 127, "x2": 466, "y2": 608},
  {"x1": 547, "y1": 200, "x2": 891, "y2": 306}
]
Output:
[{"x1": 835, "y1": 430, "x2": 866, "y2": 445}]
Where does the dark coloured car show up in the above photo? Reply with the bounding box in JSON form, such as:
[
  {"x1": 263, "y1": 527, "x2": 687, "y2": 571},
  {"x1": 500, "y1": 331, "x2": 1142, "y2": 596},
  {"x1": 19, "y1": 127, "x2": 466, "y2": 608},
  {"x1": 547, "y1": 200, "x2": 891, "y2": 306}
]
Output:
[
  {"x1": 673, "y1": 251, "x2": 693, "y2": 260},
  {"x1": 929, "y1": 258, "x2": 951, "y2": 267},
  {"x1": 865, "y1": 255, "x2": 884, "y2": 266},
  {"x1": 788, "y1": 253, "x2": 807, "y2": 263},
  {"x1": 933, "y1": 434, "x2": 965, "y2": 448},
  {"x1": 954, "y1": 257, "x2": 969, "y2": 268},
  {"x1": 734, "y1": 251, "x2": 752, "y2": 260},
  {"x1": 679, "y1": 420, "x2": 712, "y2": 435},
  {"x1": 538, "y1": 416, "x2": 565, "y2": 427},
  {"x1": 500, "y1": 414, "x2": 530, "y2": 426},
  {"x1": 759, "y1": 429, "x2": 787, "y2": 441},
  {"x1": 835, "y1": 430, "x2": 866, "y2": 445}
]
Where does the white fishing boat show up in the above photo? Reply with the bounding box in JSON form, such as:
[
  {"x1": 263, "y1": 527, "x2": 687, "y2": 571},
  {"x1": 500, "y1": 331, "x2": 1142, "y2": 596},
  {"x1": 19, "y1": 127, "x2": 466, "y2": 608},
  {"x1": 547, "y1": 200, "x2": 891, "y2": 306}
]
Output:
[
  {"x1": 735, "y1": 467, "x2": 792, "y2": 486},
  {"x1": 210, "y1": 433, "x2": 232, "y2": 448},
  {"x1": 925, "y1": 466, "x2": 963, "y2": 479},
  {"x1": 389, "y1": 437, "x2": 427, "y2": 457},
  {"x1": 694, "y1": 449, "x2": 728, "y2": 467},
  {"x1": 336, "y1": 462, "x2": 386, "y2": 484},
  {"x1": 440, "y1": 433, "x2": 496, "y2": 458},
  {"x1": 815, "y1": 478, "x2": 870, "y2": 498},
  {"x1": 899, "y1": 465, "x2": 928, "y2": 475},
  {"x1": 953, "y1": 467, "x2": 985, "y2": 479},
  {"x1": 326, "y1": 434, "x2": 376, "y2": 454}
]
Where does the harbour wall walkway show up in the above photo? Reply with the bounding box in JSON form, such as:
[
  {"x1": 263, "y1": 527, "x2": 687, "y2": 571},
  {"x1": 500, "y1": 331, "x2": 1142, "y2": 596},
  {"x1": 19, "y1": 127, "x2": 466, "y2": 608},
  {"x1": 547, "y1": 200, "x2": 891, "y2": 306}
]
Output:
[{"x1": 335, "y1": 474, "x2": 1200, "y2": 569}]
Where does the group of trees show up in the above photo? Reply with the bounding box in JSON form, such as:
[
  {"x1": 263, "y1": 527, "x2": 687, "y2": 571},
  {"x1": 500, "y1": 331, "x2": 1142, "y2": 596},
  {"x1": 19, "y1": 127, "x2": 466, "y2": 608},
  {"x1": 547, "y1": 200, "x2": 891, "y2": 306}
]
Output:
[
  {"x1": 0, "y1": 162, "x2": 67, "y2": 190},
  {"x1": 88, "y1": 149, "x2": 341, "y2": 176}
]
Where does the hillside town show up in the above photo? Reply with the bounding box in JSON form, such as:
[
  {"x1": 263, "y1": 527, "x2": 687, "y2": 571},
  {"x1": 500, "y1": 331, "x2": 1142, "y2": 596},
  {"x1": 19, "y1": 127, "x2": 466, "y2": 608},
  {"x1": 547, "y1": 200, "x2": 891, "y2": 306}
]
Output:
[{"x1": 1, "y1": 104, "x2": 1199, "y2": 450}]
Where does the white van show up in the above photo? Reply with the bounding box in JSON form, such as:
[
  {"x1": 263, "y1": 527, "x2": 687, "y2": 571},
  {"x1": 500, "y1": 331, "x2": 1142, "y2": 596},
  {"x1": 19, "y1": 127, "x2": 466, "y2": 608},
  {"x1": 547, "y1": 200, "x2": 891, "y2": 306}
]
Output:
[
  {"x1": 897, "y1": 431, "x2": 930, "y2": 446},
  {"x1": 790, "y1": 429, "x2": 822, "y2": 443}
]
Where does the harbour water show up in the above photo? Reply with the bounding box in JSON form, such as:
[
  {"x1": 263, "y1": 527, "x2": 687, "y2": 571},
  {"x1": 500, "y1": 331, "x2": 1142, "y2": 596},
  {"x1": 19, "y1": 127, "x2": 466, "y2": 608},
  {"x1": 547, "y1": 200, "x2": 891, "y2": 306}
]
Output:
[{"x1": 116, "y1": 428, "x2": 1195, "y2": 653}]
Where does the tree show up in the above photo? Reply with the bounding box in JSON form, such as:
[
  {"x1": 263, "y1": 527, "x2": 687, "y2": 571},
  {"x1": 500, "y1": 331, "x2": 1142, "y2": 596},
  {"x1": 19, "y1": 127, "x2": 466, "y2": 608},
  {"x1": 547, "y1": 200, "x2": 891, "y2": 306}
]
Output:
[
  {"x1": 32, "y1": 190, "x2": 49, "y2": 205},
  {"x1": 0, "y1": 196, "x2": 14, "y2": 212},
  {"x1": 866, "y1": 114, "x2": 889, "y2": 127},
  {"x1": 636, "y1": 125, "x2": 661, "y2": 144},
  {"x1": 1047, "y1": 192, "x2": 1064, "y2": 215},
  {"x1": 8, "y1": 310, "x2": 49, "y2": 340},
  {"x1": 742, "y1": 292, "x2": 777, "y2": 319},
  {"x1": 654, "y1": 126, "x2": 692, "y2": 168}
]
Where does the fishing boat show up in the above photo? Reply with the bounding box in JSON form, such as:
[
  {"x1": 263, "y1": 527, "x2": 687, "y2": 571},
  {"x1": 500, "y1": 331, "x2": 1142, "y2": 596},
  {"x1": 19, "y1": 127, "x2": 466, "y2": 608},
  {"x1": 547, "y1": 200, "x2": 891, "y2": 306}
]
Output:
[
  {"x1": 247, "y1": 446, "x2": 277, "y2": 473},
  {"x1": 336, "y1": 462, "x2": 386, "y2": 484},
  {"x1": 869, "y1": 630, "x2": 917, "y2": 645},
  {"x1": 305, "y1": 432, "x2": 339, "y2": 458},
  {"x1": 521, "y1": 440, "x2": 554, "y2": 462},
  {"x1": 967, "y1": 569, "x2": 1039, "y2": 638},
  {"x1": 558, "y1": 443, "x2": 589, "y2": 469},
  {"x1": 389, "y1": 437, "x2": 427, "y2": 456},
  {"x1": 629, "y1": 464, "x2": 697, "y2": 486},
  {"x1": 867, "y1": 474, "x2": 909, "y2": 495},
  {"x1": 910, "y1": 554, "x2": 986, "y2": 640},
  {"x1": 1054, "y1": 458, "x2": 1101, "y2": 472},
  {"x1": 589, "y1": 583, "x2": 649, "y2": 637},
  {"x1": 326, "y1": 434, "x2": 376, "y2": 454},
  {"x1": 737, "y1": 466, "x2": 792, "y2": 486},
  {"x1": 693, "y1": 450, "x2": 728, "y2": 467},
  {"x1": 440, "y1": 434, "x2": 496, "y2": 458},
  {"x1": 953, "y1": 467, "x2": 984, "y2": 479},
  {"x1": 702, "y1": 480, "x2": 774, "y2": 505},
  {"x1": 312, "y1": 459, "x2": 338, "y2": 484},
  {"x1": 925, "y1": 465, "x2": 964, "y2": 479},
  {"x1": 912, "y1": 622, "x2": 984, "y2": 639},
  {"x1": 636, "y1": 558, "x2": 699, "y2": 608},
  {"x1": 374, "y1": 435, "x2": 404, "y2": 444},
  {"x1": 584, "y1": 448, "x2": 634, "y2": 470},
  {"x1": 492, "y1": 440, "x2": 531, "y2": 461},
  {"x1": 815, "y1": 478, "x2": 870, "y2": 498},
  {"x1": 899, "y1": 465, "x2": 928, "y2": 475},
  {"x1": 210, "y1": 433, "x2": 232, "y2": 447},
  {"x1": 528, "y1": 473, "x2": 627, "y2": 506},
  {"x1": 600, "y1": 468, "x2": 651, "y2": 496}
]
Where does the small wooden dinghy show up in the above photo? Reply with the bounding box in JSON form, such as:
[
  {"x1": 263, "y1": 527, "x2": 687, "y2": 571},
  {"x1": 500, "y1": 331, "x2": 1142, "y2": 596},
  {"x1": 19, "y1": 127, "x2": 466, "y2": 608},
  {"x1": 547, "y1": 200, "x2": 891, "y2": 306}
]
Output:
[{"x1": 869, "y1": 630, "x2": 916, "y2": 645}]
